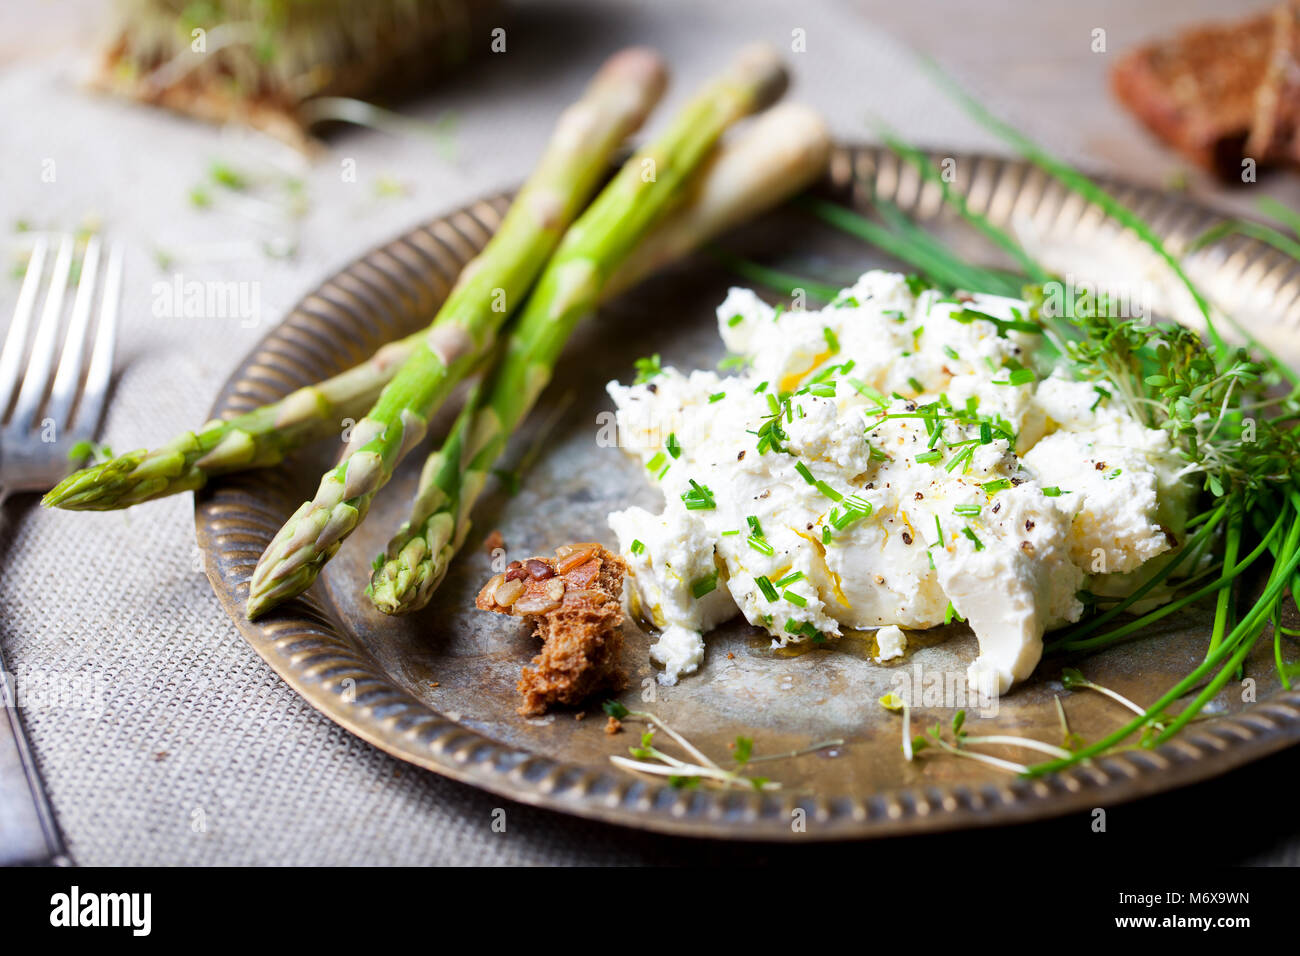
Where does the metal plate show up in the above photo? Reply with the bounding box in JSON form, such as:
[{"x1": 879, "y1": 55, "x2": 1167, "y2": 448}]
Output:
[{"x1": 196, "y1": 145, "x2": 1300, "y2": 840}]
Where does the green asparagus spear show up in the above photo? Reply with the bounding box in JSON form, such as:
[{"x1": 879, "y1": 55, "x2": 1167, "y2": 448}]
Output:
[
  {"x1": 42, "y1": 332, "x2": 423, "y2": 510},
  {"x1": 243, "y1": 48, "x2": 671, "y2": 618},
  {"x1": 367, "y1": 95, "x2": 826, "y2": 617},
  {"x1": 42, "y1": 48, "x2": 666, "y2": 514}
]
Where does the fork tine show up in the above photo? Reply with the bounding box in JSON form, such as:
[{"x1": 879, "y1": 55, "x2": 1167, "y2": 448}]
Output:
[
  {"x1": 10, "y1": 235, "x2": 75, "y2": 432},
  {"x1": 0, "y1": 236, "x2": 50, "y2": 422},
  {"x1": 45, "y1": 237, "x2": 102, "y2": 432},
  {"x1": 75, "y1": 240, "x2": 123, "y2": 438}
]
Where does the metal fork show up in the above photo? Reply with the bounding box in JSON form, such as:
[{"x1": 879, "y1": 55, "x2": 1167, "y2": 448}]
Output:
[
  {"x1": 0, "y1": 234, "x2": 123, "y2": 503},
  {"x1": 0, "y1": 233, "x2": 122, "y2": 866}
]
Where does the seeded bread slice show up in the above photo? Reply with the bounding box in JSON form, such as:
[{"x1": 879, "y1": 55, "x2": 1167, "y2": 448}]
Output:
[
  {"x1": 1111, "y1": 10, "x2": 1276, "y2": 176},
  {"x1": 477, "y1": 544, "x2": 628, "y2": 716}
]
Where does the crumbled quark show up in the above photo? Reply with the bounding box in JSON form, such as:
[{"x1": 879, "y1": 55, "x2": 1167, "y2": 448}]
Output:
[{"x1": 606, "y1": 272, "x2": 1192, "y2": 693}]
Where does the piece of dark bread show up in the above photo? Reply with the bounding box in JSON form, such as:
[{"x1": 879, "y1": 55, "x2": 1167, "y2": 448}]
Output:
[
  {"x1": 1112, "y1": 9, "x2": 1277, "y2": 177},
  {"x1": 476, "y1": 544, "x2": 628, "y2": 716}
]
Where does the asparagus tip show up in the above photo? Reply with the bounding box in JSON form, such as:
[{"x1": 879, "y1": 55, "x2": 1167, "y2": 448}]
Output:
[
  {"x1": 728, "y1": 43, "x2": 789, "y2": 112},
  {"x1": 599, "y1": 46, "x2": 669, "y2": 90}
]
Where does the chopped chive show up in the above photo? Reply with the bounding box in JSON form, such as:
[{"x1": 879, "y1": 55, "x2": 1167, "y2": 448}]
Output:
[
  {"x1": 784, "y1": 618, "x2": 821, "y2": 641},
  {"x1": 666, "y1": 433, "x2": 682, "y2": 459},
  {"x1": 815, "y1": 480, "x2": 843, "y2": 502},
  {"x1": 942, "y1": 345, "x2": 960, "y2": 361},
  {"x1": 773, "y1": 571, "x2": 805, "y2": 588},
  {"x1": 907, "y1": 376, "x2": 924, "y2": 393},
  {"x1": 783, "y1": 590, "x2": 808, "y2": 607},
  {"x1": 727, "y1": 313, "x2": 744, "y2": 327},
  {"x1": 691, "y1": 571, "x2": 719, "y2": 599},
  {"x1": 829, "y1": 496, "x2": 872, "y2": 530},
  {"x1": 953, "y1": 504, "x2": 981, "y2": 516},
  {"x1": 953, "y1": 307, "x2": 1042, "y2": 337},
  {"x1": 846, "y1": 377, "x2": 887, "y2": 404},
  {"x1": 630, "y1": 539, "x2": 645, "y2": 555},
  {"x1": 1042, "y1": 486, "x2": 1063, "y2": 497},
  {"x1": 992, "y1": 365, "x2": 1035, "y2": 386},
  {"x1": 944, "y1": 445, "x2": 975, "y2": 473},
  {"x1": 981, "y1": 478, "x2": 1011, "y2": 493},
  {"x1": 209, "y1": 161, "x2": 247, "y2": 190},
  {"x1": 753, "y1": 380, "x2": 769, "y2": 393},
  {"x1": 720, "y1": 529, "x2": 740, "y2": 536},
  {"x1": 633, "y1": 353, "x2": 664, "y2": 384},
  {"x1": 794, "y1": 461, "x2": 816, "y2": 485},
  {"x1": 915, "y1": 449, "x2": 943, "y2": 464},
  {"x1": 755, "y1": 575, "x2": 779, "y2": 601},
  {"x1": 961, "y1": 526, "x2": 984, "y2": 551},
  {"x1": 821, "y1": 526, "x2": 832, "y2": 545},
  {"x1": 708, "y1": 391, "x2": 726, "y2": 403},
  {"x1": 823, "y1": 327, "x2": 840, "y2": 354},
  {"x1": 747, "y1": 535, "x2": 775, "y2": 556},
  {"x1": 746, "y1": 515, "x2": 764, "y2": 537},
  {"x1": 681, "y1": 479, "x2": 716, "y2": 510}
]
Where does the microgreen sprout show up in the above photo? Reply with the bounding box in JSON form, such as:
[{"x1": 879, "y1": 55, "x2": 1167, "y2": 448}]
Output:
[
  {"x1": 603, "y1": 701, "x2": 839, "y2": 791},
  {"x1": 1059, "y1": 667, "x2": 1169, "y2": 728}
]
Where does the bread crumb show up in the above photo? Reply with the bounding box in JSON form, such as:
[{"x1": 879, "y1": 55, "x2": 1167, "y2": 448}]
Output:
[
  {"x1": 484, "y1": 529, "x2": 506, "y2": 554},
  {"x1": 605, "y1": 716, "x2": 622, "y2": 735},
  {"x1": 476, "y1": 544, "x2": 628, "y2": 716}
]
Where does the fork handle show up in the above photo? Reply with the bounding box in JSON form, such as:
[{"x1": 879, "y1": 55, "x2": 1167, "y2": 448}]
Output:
[{"x1": 0, "y1": 605, "x2": 71, "y2": 864}]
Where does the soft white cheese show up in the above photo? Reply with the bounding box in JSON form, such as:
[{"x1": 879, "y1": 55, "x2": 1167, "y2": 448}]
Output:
[
  {"x1": 875, "y1": 625, "x2": 907, "y2": 661},
  {"x1": 606, "y1": 271, "x2": 1191, "y2": 690}
]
